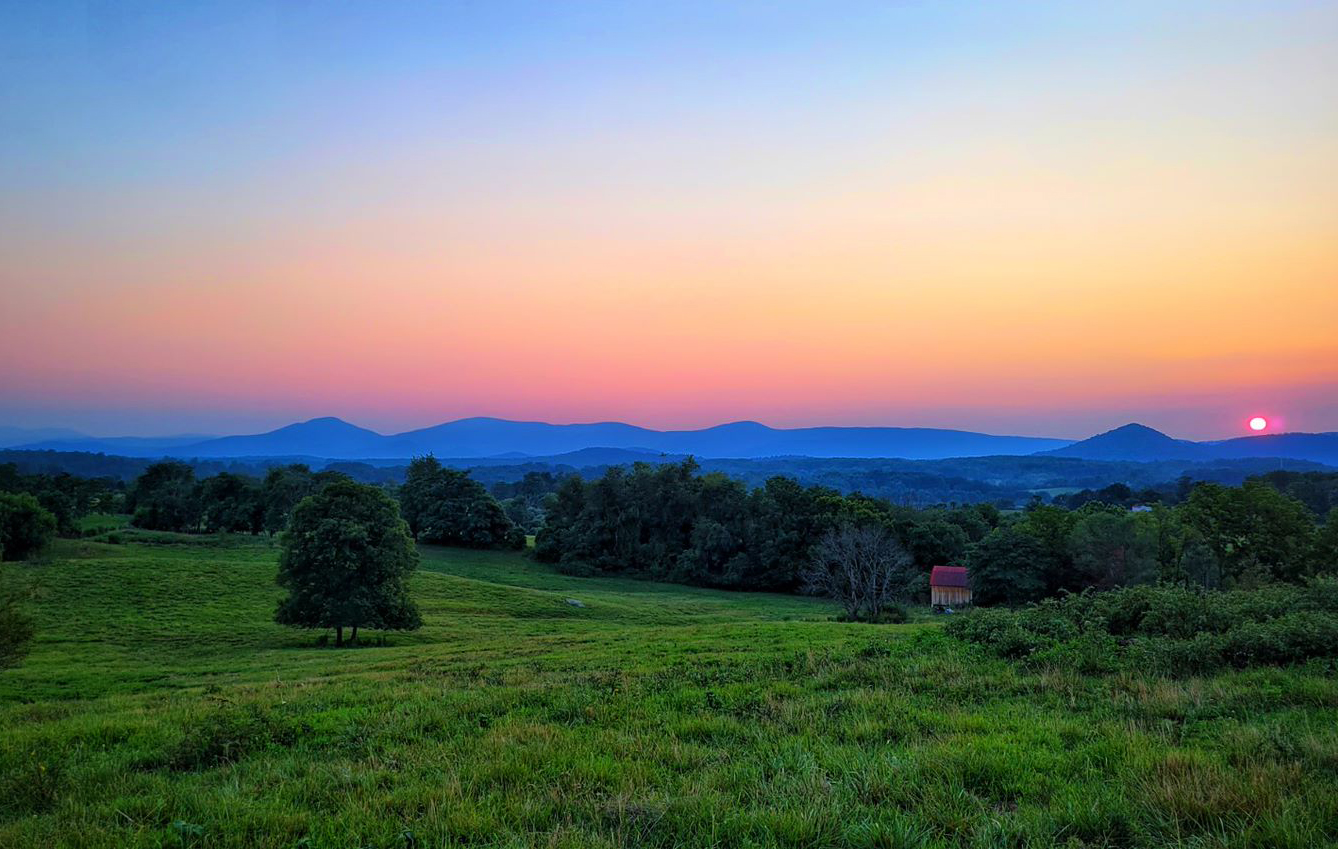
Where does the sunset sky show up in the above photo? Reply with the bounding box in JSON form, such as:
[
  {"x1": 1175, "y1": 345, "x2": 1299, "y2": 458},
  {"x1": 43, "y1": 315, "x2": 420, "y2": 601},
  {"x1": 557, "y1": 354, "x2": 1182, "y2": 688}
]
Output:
[{"x1": 2, "y1": 1, "x2": 1336, "y2": 439}]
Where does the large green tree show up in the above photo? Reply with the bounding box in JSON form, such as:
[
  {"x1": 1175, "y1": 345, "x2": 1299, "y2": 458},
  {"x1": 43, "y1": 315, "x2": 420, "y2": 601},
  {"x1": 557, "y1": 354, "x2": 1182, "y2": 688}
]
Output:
[{"x1": 275, "y1": 480, "x2": 421, "y2": 646}]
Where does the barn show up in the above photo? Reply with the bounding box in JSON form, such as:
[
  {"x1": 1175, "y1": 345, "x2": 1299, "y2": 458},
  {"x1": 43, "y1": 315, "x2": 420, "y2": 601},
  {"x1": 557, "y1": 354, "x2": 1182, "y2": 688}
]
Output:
[{"x1": 930, "y1": 565, "x2": 972, "y2": 608}]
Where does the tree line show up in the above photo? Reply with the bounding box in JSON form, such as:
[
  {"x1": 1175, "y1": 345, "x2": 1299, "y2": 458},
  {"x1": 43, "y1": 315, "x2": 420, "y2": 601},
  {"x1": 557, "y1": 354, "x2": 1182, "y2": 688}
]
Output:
[
  {"x1": 537, "y1": 461, "x2": 1338, "y2": 610},
  {"x1": 535, "y1": 459, "x2": 1002, "y2": 594},
  {"x1": 123, "y1": 458, "x2": 524, "y2": 549}
]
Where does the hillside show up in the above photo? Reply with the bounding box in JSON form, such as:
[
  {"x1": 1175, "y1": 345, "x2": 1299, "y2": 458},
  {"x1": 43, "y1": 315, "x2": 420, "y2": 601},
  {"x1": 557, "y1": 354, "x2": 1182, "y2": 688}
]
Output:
[{"x1": 2, "y1": 535, "x2": 1336, "y2": 847}]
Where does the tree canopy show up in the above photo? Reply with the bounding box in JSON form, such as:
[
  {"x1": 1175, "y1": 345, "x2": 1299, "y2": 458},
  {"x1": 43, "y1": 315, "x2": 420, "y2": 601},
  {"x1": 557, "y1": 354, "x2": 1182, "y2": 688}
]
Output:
[
  {"x1": 275, "y1": 480, "x2": 421, "y2": 646},
  {"x1": 127, "y1": 461, "x2": 201, "y2": 532},
  {"x1": 399, "y1": 456, "x2": 524, "y2": 550}
]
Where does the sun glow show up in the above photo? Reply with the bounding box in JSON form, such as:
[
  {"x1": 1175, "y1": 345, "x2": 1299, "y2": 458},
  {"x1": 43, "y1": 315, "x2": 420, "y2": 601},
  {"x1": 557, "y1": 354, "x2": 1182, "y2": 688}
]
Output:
[{"x1": 1249, "y1": 416, "x2": 1268, "y2": 432}]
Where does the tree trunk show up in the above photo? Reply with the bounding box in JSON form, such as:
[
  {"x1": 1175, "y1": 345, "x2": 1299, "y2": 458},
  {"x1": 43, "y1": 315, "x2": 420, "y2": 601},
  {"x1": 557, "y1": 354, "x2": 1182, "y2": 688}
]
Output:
[
  {"x1": 350, "y1": 626, "x2": 358, "y2": 645},
  {"x1": 335, "y1": 626, "x2": 343, "y2": 647}
]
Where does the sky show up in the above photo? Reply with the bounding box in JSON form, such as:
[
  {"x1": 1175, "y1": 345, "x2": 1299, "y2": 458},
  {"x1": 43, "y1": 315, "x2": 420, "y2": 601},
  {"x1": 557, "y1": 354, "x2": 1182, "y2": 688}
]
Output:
[{"x1": 1, "y1": 1, "x2": 1336, "y2": 440}]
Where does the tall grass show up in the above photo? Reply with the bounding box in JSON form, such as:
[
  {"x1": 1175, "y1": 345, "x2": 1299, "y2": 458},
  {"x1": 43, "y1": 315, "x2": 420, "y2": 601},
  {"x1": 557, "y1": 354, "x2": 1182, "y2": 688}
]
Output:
[{"x1": 1, "y1": 537, "x2": 1335, "y2": 847}]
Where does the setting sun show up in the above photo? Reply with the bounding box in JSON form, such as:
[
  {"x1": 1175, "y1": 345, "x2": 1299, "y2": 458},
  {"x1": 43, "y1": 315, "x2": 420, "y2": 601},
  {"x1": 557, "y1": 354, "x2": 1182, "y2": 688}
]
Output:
[{"x1": 1249, "y1": 416, "x2": 1269, "y2": 431}]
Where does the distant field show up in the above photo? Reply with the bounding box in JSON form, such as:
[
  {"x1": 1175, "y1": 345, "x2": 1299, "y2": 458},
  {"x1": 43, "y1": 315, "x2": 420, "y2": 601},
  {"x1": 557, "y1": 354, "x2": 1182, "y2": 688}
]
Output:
[{"x1": 2, "y1": 535, "x2": 1336, "y2": 848}]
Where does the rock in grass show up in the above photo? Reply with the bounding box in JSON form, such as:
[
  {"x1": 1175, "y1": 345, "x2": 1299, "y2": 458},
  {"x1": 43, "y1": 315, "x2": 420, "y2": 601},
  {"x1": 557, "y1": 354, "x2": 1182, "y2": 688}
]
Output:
[{"x1": 565, "y1": 598, "x2": 586, "y2": 608}]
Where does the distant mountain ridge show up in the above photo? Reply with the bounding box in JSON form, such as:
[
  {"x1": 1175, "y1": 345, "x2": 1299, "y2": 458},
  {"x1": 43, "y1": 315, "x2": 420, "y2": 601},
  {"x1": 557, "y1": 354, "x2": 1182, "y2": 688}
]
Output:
[
  {"x1": 15, "y1": 416, "x2": 1072, "y2": 461},
  {"x1": 11, "y1": 417, "x2": 1337, "y2": 466},
  {"x1": 1043, "y1": 423, "x2": 1338, "y2": 466},
  {"x1": 0, "y1": 425, "x2": 89, "y2": 448}
]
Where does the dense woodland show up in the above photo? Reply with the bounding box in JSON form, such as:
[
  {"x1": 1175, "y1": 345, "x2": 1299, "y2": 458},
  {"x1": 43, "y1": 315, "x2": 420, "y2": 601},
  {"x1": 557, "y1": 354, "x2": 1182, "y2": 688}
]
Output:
[
  {"x1": 2, "y1": 457, "x2": 1335, "y2": 611},
  {"x1": 536, "y1": 461, "x2": 1338, "y2": 604}
]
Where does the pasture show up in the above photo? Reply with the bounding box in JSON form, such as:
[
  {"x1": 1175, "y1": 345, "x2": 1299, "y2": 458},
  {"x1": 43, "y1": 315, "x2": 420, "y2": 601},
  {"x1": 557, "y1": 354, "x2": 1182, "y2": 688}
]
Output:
[{"x1": 2, "y1": 532, "x2": 1336, "y2": 848}]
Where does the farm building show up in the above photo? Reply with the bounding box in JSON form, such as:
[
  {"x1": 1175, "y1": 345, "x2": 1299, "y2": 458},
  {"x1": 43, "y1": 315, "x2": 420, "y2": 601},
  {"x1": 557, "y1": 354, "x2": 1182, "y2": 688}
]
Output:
[{"x1": 930, "y1": 565, "x2": 972, "y2": 607}]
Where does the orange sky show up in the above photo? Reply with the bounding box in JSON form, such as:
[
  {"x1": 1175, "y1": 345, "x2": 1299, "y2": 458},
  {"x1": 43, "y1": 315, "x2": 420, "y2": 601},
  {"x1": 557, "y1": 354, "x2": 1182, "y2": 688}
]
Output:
[{"x1": 1, "y1": 2, "x2": 1336, "y2": 438}]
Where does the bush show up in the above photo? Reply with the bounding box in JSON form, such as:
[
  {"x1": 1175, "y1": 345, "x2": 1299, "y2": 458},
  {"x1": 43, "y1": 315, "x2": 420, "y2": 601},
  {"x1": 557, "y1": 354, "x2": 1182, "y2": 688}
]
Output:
[
  {"x1": 0, "y1": 492, "x2": 58, "y2": 561},
  {"x1": 166, "y1": 705, "x2": 298, "y2": 771},
  {"x1": 945, "y1": 580, "x2": 1338, "y2": 675},
  {"x1": 874, "y1": 604, "x2": 910, "y2": 624}
]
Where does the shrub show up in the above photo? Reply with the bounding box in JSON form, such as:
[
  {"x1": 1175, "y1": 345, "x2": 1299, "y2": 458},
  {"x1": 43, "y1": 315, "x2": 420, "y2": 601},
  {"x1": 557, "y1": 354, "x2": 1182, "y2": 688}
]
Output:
[
  {"x1": 946, "y1": 580, "x2": 1338, "y2": 675},
  {"x1": 166, "y1": 704, "x2": 299, "y2": 771},
  {"x1": 0, "y1": 492, "x2": 58, "y2": 561}
]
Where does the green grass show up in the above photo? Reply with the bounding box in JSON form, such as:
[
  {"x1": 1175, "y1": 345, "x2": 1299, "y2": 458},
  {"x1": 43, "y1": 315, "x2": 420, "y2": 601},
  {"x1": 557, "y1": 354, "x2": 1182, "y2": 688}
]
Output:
[
  {"x1": 2, "y1": 534, "x2": 1337, "y2": 848},
  {"x1": 73, "y1": 513, "x2": 129, "y2": 536}
]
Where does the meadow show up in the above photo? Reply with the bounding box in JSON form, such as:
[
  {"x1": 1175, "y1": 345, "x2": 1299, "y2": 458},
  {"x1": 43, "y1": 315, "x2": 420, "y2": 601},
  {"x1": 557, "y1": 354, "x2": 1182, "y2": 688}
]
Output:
[{"x1": 2, "y1": 529, "x2": 1336, "y2": 848}]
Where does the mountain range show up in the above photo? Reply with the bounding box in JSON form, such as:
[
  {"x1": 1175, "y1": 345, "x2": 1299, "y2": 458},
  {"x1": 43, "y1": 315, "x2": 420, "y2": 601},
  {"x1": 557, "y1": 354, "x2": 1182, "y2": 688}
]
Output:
[
  {"x1": 6, "y1": 417, "x2": 1337, "y2": 466},
  {"x1": 13, "y1": 417, "x2": 1071, "y2": 461}
]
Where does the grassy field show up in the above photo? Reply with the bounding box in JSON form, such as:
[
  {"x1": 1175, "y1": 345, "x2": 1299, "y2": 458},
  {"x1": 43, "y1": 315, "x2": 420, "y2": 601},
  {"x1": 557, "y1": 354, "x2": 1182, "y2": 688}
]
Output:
[{"x1": 2, "y1": 533, "x2": 1336, "y2": 848}]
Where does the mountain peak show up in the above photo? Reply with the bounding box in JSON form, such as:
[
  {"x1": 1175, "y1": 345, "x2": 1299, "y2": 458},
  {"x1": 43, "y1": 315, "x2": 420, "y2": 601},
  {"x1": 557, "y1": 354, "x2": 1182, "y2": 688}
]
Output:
[
  {"x1": 1043, "y1": 422, "x2": 1202, "y2": 460},
  {"x1": 708, "y1": 420, "x2": 772, "y2": 431},
  {"x1": 1103, "y1": 423, "x2": 1176, "y2": 439},
  {"x1": 281, "y1": 417, "x2": 376, "y2": 434}
]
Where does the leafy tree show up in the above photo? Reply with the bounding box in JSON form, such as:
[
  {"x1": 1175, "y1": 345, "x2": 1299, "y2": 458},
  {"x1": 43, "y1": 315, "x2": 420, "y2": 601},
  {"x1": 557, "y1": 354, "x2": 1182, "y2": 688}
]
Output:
[
  {"x1": 740, "y1": 476, "x2": 838, "y2": 591},
  {"x1": 1315, "y1": 509, "x2": 1338, "y2": 577},
  {"x1": 902, "y1": 517, "x2": 969, "y2": 570},
  {"x1": 199, "y1": 472, "x2": 263, "y2": 533},
  {"x1": 1252, "y1": 470, "x2": 1338, "y2": 517},
  {"x1": 490, "y1": 471, "x2": 561, "y2": 533},
  {"x1": 399, "y1": 456, "x2": 524, "y2": 549},
  {"x1": 500, "y1": 496, "x2": 543, "y2": 534},
  {"x1": 0, "y1": 467, "x2": 121, "y2": 536},
  {"x1": 1182, "y1": 482, "x2": 1316, "y2": 585},
  {"x1": 0, "y1": 564, "x2": 35, "y2": 669},
  {"x1": 969, "y1": 526, "x2": 1048, "y2": 606},
  {"x1": 1179, "y1": 534, "x2": 1222, "y2": 589},
  {"x1": 275, "y1": 480, "x2": 421, "y2": 646},
  {"x1": 128, "y1": 461, "x2": 201, "y2": 532},
  {"x1": 1067, "y1": 509, "x2": 1158, "y2": 589},
  {"x1": 943, "y1": 505, "x2": 995, "y2": 543},
  {"x1": 802, "y1": 523, "x2": 915, "y2": 621},
  {"x1": 0, "y1": 492, "x2": 58, "y2": 561},
  {"x1": 261, "y1": 464, "x2": 334, "y2": 534},
  {"x1": 1015, "y1": 505, "x2": 1080, "y2": 593}
]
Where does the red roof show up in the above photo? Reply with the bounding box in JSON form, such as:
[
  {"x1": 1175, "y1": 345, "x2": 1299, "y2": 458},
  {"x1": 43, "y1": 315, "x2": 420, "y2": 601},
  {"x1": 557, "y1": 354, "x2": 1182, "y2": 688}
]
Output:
[{"x1": 930, "y1": 565, "x2": 969, "y2": 588}]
